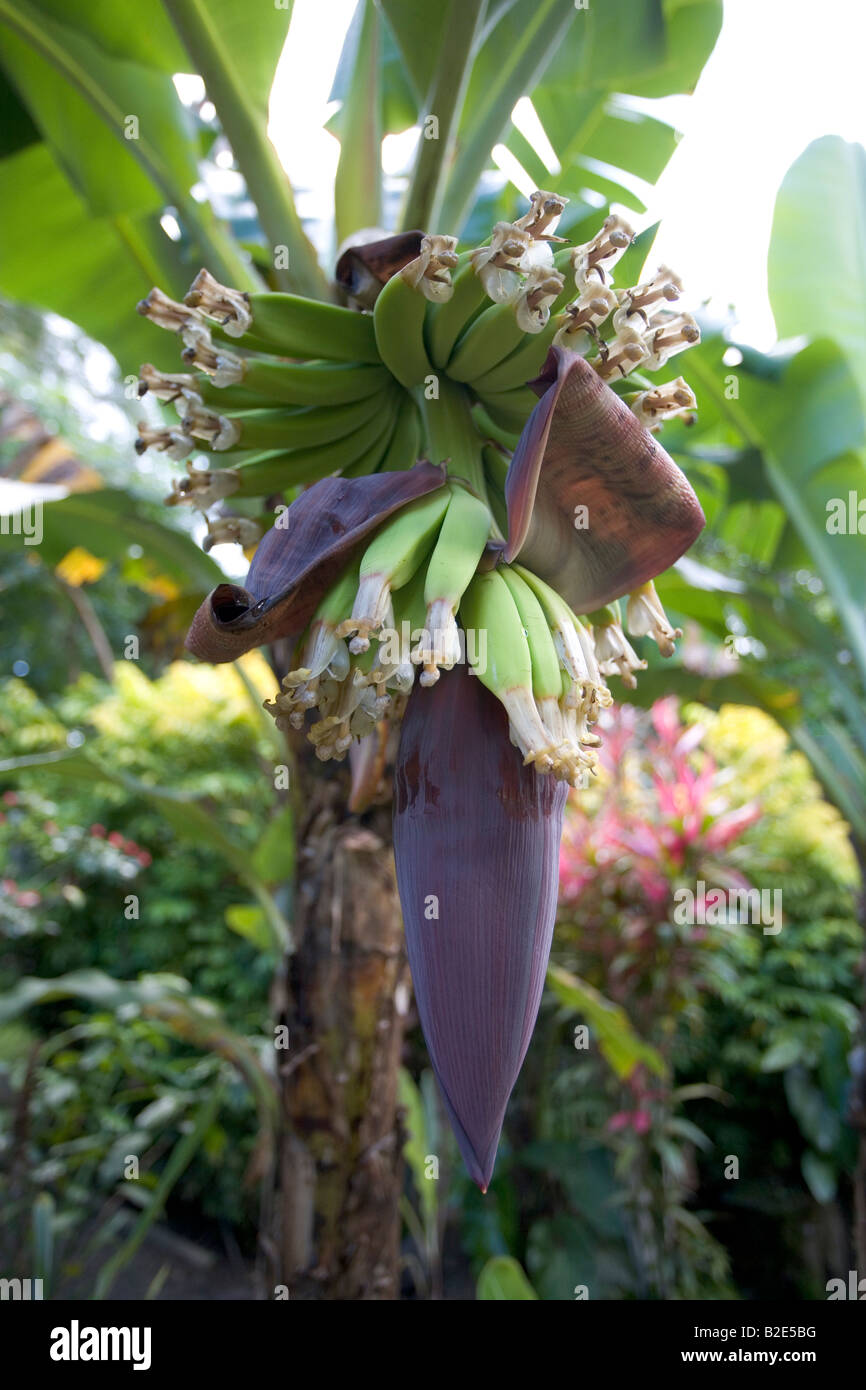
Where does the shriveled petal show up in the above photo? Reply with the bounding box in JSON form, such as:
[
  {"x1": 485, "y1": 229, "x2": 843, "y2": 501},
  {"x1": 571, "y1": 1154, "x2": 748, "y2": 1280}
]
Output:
[
  {"x1": 503, "y1": 346, "x2": 705, "y2": 612},
  {"x1": 335, "y1": 230, "x2": 424, "y2": 308},
  {"x1": 186, "y1": 463, "x2": 446, "y2": 662},
  {"x1": 393, "y1": 661, "x2": 566, "y2": 1190}
]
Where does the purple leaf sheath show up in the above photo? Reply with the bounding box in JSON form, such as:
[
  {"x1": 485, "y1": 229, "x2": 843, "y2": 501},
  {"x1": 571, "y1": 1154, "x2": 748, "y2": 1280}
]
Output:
[
  {"x1": 393, "y1": 660, "x2": 567, "y2": 1190},
  {"x1": 503, "y1": 346, "x2": 705, "y2": 612},
  {"x1": 185, "y1": 463, "x2": 446, "y2": 662}
]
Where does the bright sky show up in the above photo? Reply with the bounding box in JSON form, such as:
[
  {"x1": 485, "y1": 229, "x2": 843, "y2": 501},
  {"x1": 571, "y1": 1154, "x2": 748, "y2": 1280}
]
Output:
[{"x1": 269, "y1": 0, "x2": 866, "y2": 348}]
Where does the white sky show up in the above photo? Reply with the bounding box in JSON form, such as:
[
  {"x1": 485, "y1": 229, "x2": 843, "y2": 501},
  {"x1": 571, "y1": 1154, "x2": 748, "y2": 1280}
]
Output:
[{"x1": 269, "y1": 0, "x2": 866, "y2": 348}]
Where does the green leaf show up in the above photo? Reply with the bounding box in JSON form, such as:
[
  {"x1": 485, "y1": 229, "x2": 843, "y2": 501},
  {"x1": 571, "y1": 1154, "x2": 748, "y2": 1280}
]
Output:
[
  {"x1": 0, "y1": 968, "x2": 154, "y2": 1023},
  {"x1": 687, "y1": 335, "x2": 866, "y2": 686},
  {"x1": 224, "y1": 904, "x2": 275, "y2": 954},
  {"x1": 801, "y1": 1150, "x2": 837, "y2": 1205},
  {"x1": 442, "y1": 0, "x2": 720, "y2": 233},
  {"x1": 0, "y1": 488, "x2": 222, "y2": 593},
  {"x1": 333, "y1": 0, "x2": 382, "y2": 244},
  {"x1": 477, "y1": 1255, "x2": 538, "y2": 1300},
  {"x1": 769, "y1": 136, "x2": 866, "y2": 406},
  {"x1": 759, "y1": 1036, "x2": 804, "y2": 1073},
  {"x1": 23, "y1": 0, "x2": 188, "y2": 70},
  {"x1": 0, "y1": 0, "x2": 256, "y2": 290},
  {"x1": 163, "y1": 0, "x2": 325, "y2": 297},
  {"x1": 438, "y1": 0, "x2": 575, "y2": 233},
  {"x1": 168, "y1": 0, "x2": 293, "y2": 117},
  {"x1": 377, "y1": 0, "x2": 450, "y2": 106},
  {"x1": 250, "y1": 806, "x2": 295, "y2": 886},
  {"x1": 93, "y1": 1082, "x2": 224, "y2": 1298},
  {"x1": 31, "y1": 1193, "x2": 55, "y2": 1295},
  {"x1": 546, "y1": 964, "x2": 667, "y2": 1079},
  {"x1": 398, "y1": 1068, "x2": 438, "y2": 1226},
  {"x1": 0, "y1": 65, "x2": 38, "y2": 155},
  {"x1": 0, "y1": 0, "x2": 198, "y2": 217},
  {"x1": 400, "y1": 0, "x2": 486, "y2": 230},
  {"x1": 0, "y1": 145, "x2": 191, "y2": 365}
]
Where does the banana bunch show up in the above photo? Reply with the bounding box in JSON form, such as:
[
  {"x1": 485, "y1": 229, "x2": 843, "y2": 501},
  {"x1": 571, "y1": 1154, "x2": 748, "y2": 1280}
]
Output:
[
  {"x1": 263, "y1": 480, "x2": 495, "y2": 763},
  {"x1": 135, "y1": 186, "x2": 701, "y2": 784}
]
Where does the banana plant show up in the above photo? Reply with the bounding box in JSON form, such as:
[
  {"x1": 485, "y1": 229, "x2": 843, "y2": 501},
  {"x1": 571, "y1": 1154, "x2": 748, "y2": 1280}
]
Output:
[
  {"x1": 167, "y1": 222, "x2": 707, "y2": 1189},
  {"x1": 0, "y1": 0, "x2": 724, "y2": 1285}
]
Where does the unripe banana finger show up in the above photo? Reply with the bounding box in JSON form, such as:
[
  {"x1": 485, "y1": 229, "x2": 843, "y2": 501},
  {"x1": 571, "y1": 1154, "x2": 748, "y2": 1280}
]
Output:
[
  {"x1": 341, "y1": 412, "x2": 400, "y2": 477},
  {"x1": 458, "y1": 571, "x2": 555, "y2": 774},
  {"x1": 191, "y1": 280, "x2": 380, "y2": 362},
  {"x1": 373, "y1": 271, "x2": 434, "y2": 389},
  {"x1": 499, "y1": 566, "x2": 562, "y2": 701},
  {"x1": 474, "y1": 386, "x2": 538, "y2": 433},
  {"x1": 446, "y1": 265, "x2": 568, "y2": 384},
  {"x1": 468, "y1": 312, "x2": 565, "y2": 394},
  {"x1": 236, "y1": 359, "x2": 390, "y2": 407},
  {"x1": 213, "y1": 388, "x2": 396, "y2": 453},
  {"x1": 377, "y1": 395, "x2": 422, "y2": 471},
  {"x1": 232, "y1": 407, "x2": 397, "y2": 495},
  {"x1": 425, "y1": 257, "x2": 487, "y2": 368}
]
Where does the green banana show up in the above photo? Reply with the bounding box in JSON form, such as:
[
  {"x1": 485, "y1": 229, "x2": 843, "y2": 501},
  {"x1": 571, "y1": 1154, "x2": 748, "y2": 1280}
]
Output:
[
  {"x1": 446, "y1": 301, "x2": 525, "y2": 383},
  {"x1": 206, "y1": 358, "x2": 389, "y2": 408},
  {"x1": 373, "y1": 268, "x2": 435, "y2": 389},
  {"x1": 498, "y1": 566, "x2": 562, "y2": 702},
  {"x1": 446, "y1": 262, "x2": 569, "y2": 384},
  {"x1": 499, "y1": 563, "x2": 573, "y2": 772},
  {"x1": 501, "y1": 564, "x2": 602, "y2": 783},
  {"x1": 341, "y1": 412, "x2": 400, "y2": 477},
  {"x1": 314, "y1": 563, "x2": 362, "y2": 629},
  {"x1": 391, "y1": 561, "x2": 428, "y2": 638},
  {"x1": 481, "y1": 443, "x2": 510, "y2": 538},
  {"x1": 481, "y1": 442, "x2": 509, "y2": 491},
  {"x1": 205, "y1": 292, "x2": 380, "y2": 363},
  {"x1": 411, "y1": 483, "x2": 492, "y2": 684},
  {"x1": 339, "y1": 486, "x2": 452, "y2": 649},
  {"x1": 424, "y1": 255, "x2": 487, "y2": 368},
  {"x1": 382, "y1": 562, "x2": 428, "y2": 687},
  {"x1": 377, "y1": 393, "x2": 422, "y2": 472},
  {"x1": 192, "y1": 377, "x2": 266, "y2": 411},
  {"x1": 474, "y1": 386, "x2": 538, "y2": 433},
  {"x1": 471, "y1": 402, "x2": 520, "y2": 452},
  {"x1": 468, "y1": 311, "x2": 566, "y2": 394},
  {"x1": 458, "y1": 569, "x2": 555, "y2": 773},
  {"x1": 232, "y1": 409, "x2": 396, "y2": 496},
  {"x1": 207, "y1": 388, "x2": 395, "y2": 453},
  {"x1": 512, "y1": 564, "x2": 609, "y2": 708},
  {"x1": 421, "y1": 376, "x2": 488, "y2": 498}
]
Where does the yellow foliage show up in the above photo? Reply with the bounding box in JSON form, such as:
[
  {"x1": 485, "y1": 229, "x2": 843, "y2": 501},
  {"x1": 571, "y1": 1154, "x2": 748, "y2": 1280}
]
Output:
[
  {"x1": 89, "y1": 652, "x2": 277, "y2": 742},
  {"x1": 55, "y1": 547, "x2": 108, "y2": 586},
  {"x1": 695, "y1": 703, "x2": 858, "y2": 883}
]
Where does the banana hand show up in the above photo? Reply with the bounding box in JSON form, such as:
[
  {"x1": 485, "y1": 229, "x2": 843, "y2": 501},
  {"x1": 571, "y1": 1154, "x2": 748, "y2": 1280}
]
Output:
[
  {"x1": 412, "y1": 484, "x2": 491, "y2": 685},
  {"x1": 458, "y1": 569, "x2": 555, "y2": 774},
  {"x1": 338, "y1": 486, "x2": 452, "y2": 650}
]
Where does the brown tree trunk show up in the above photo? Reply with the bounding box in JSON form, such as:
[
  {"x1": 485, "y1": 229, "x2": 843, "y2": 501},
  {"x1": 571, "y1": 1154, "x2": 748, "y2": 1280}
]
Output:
[{"x1": 266, "y1": 763, "x2": 409, "y2": 1300}]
